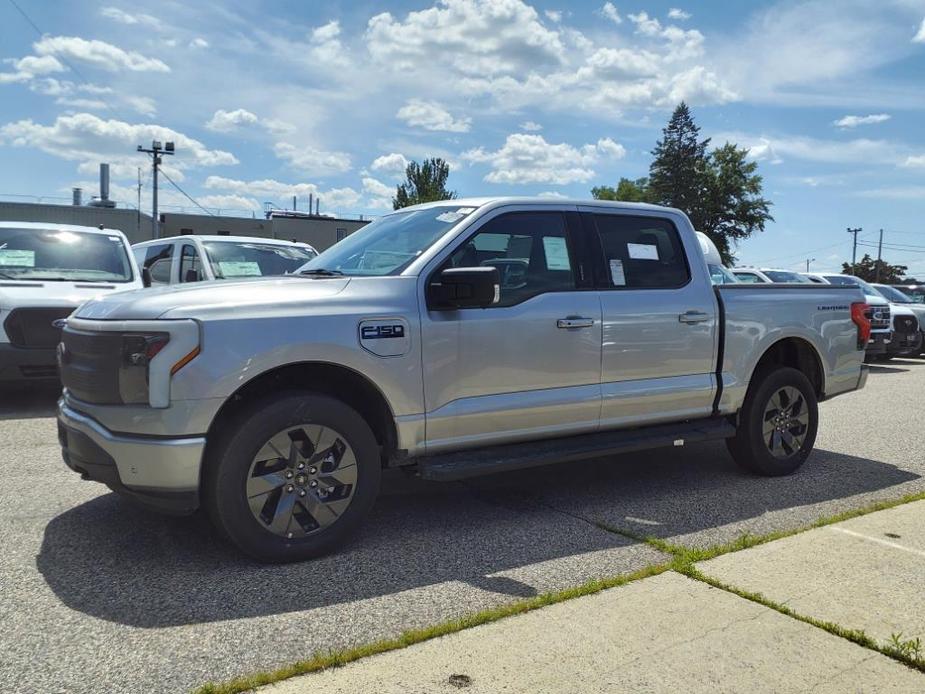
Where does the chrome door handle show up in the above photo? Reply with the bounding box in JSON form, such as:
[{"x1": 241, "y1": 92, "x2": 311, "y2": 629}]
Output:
[
  {"x1": 679, "y1": 310, "x2": 711, "y2": 324},
  {"x1": 557, "y1": 317, "x2": 595, "y2": 329}
]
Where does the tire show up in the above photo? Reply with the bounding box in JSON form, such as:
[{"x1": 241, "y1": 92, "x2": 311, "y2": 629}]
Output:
[
  {"x1": 204, "y1": 392, "x2": 381, "y2": 563},
  {"x1": 726, "y1": 367, "x2": 818, "y2": 477}
]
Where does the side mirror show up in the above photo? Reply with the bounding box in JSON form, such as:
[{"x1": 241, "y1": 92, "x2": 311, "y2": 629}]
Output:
[
  {"x1": 429, "y1": 267, "x2": 500, "y2": 310},
  {"x1": 141, "y1": 267, "x2": 152, "y2": 288},
  {"x1": 184, "y1": 268, "x2": 200, "y2": 282}
]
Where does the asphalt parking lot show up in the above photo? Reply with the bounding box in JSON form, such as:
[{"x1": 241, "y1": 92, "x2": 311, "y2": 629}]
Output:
[{"x1": 2, "y1": 359, "x2": 924, "y2": 694}]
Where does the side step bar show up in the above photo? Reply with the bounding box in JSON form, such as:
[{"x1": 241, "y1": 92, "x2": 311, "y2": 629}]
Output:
[{"x1": 418, "y1": 417, "x2": 736, "y2": 482}]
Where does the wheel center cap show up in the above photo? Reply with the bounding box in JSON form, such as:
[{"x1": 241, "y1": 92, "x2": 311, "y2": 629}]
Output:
[{"x1": 294, "y1": 473, "x2": 308, "y2": 486}]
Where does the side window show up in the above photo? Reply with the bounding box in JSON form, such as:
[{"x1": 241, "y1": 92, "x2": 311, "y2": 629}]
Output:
[
  {"x1": 180, "y1": 244, "x2": 203, "y2": 282},
  {"x1": 734, "y1": 272, "x2": 763, "y2": 284},
  {"x1": 593, "y1": 215, "x2": 690, "y2": 289},
  {"x1": 132, "y1": 247, "x2": 146, "y2": 271},
  {"x1": 446, "y1": 212, "x2": 575, "y2": 307},
  {"x1": 143, "y1": 243, "x2": 173, "y2": 285}
]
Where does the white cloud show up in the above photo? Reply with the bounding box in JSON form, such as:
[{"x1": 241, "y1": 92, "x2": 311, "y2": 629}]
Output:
[
  {"x1": 196, "y1": 194, "x2": 261, "y2": 212},
  {"x1": 857, "y1": 185, "x2": 925, "y2": 200},
  {"x1": 914, "y1": 18, "x2": 925, "y2": 43},
  {"x1": 903, "y1": 154, "x2": 925, "y2": 167},
  {"x1": 205, "y1": 109, "x2": 293, "y2": 135},
  {"x1": 462, "y1": 133, "x2": 625, "y2": 184},
  {"x1": 124, "y1": 95, "x2": 157, "y2": 117},
  {"x1": 586, "y1": 47, "x2": 660, "y2": 77},
  {"x1": 668, "y1": 8, "x2": 691, "y2": 21},
  {"x1": 544, "y1": 10, "x2": 562, "y2": 23},
  {"x1": 366, "y1": 0, "x2": 566, "y2": 76},
  {"x1": 273, "y1": 142, "x2": 352, "y2": 175},
  {"x1": 520, "y1": 121, "x2": 542, "y2": 131},
  {"x1": 189, "y1": 38, "x2": 210, "y2": 49},
  {"x1": 34, "y1": 36, "x2": 170, "y2": 73},
  {"x1": 100, "y1": 7, "x2": 161, "y2": 29},
  {"x1": 396, "y1": 99, "x2": 471, "y2": 132},
  {"x1": 600, "y1": 3, "x2": 622, "y2": 25},
  {"x1": 537, "y1": 190, "x2": 568, "y2": 198},
  {"x1": 309, "y1": 20, "x2": 348, "y2": 66},
  {"x1": 370, "y1": 152, "x2": 409, "y2": 179},
  {"x1": 204, "y1": 175, "x2": 362, "y2": 211},
  {"x1": 833, "y1": 113, "x2": 891, "y2": 128},
  {"x1": 0, "y1": 55, "x2": 66, "y2": 84},
  {"x1": 0, "y1": 113, "x2": 237, "y2": 174},
  {"x1": 362, "y1": 176, "x2": 393, "y2": 198},
  {"x1": 717, "y1": 130, "x2": 913, "y2": 167}
]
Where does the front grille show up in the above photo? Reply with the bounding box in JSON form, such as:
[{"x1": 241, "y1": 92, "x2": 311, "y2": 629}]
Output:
[
  {"x1": 3, "y1": 307, "x2": 74, "y2": 348},
  {"x1": 59, "y1": 326, "x2": 123, "y2": 404},
  {"x1": 868, "y1": 305, "x2": 890, "y2": 330},
  {"x1": 893, "y1": 314, "x2": 918, "y2": 335}
]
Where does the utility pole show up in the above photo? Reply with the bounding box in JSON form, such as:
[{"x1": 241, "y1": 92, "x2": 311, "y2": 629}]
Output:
[
  {"x1": 136, "y1": 140, "x2": 175, "y2": 239},
  {"x1": 806, "y1": 258, "x2": 816, "y2": 272},
  {"x1": 136, "y1": 167, "x2": 142, "y2": 239},
  {"x1": 846, "y1": 227, "x2": 862, "y2": 273},
  {"x1": 875, "y1": 228, "x2": 884, "y2": 283}
]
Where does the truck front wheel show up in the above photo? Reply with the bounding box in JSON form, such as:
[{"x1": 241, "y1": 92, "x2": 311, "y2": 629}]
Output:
[
  {"x1": 204, "y1": 392, "x2": 381, "y2": 563},
  {"x1": 726, "y1": 367, "x2": 818, "y2": 476}
]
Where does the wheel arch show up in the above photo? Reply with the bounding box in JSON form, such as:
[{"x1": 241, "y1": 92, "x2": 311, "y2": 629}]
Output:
[
  {"x1": 203, "y1": 361, "x2": 399, "y2": 473},
  {"x1": 750, "y1": 336, "x2": 825, "y2": 398}
]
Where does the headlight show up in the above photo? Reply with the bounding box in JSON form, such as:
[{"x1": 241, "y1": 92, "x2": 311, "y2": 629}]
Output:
[{"x1": 119, "y1": 332, "x2": 170, "y2": 404}]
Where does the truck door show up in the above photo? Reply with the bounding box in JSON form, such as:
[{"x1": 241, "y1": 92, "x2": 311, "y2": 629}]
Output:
[
  {"x1": 420, "y1": 208, "x2": 602, "y2": 453},
  {"x1": 583, "y1": 208, "x2": 718, "y2": 428}
]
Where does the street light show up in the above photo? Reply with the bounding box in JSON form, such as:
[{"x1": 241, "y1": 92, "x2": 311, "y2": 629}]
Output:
[
  {"x1": 137, "y1": 140, "x2": 175, "y2": 238},
  {"x1": 806, "y1": 258, "x2": 816, "y2": 272}
]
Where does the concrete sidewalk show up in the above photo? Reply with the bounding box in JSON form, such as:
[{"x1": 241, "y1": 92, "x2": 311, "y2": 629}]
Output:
[{"x1": 263, "y1": 501, "x2": 925, "y2": 694}]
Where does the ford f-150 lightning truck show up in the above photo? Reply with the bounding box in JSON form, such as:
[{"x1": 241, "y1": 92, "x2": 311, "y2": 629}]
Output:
[{"x1": 56, "y1": 199, "x2": 870, "y2": 562}]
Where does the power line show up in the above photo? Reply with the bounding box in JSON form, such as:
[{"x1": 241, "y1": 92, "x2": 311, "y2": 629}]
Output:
[{"x1": 159, "y1": 168, "x2": 215, "y2": 217}]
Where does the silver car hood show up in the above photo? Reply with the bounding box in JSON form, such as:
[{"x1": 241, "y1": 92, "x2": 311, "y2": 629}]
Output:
[{"x1": 74, "y1": 276, "x2": 351, "y2": 320}]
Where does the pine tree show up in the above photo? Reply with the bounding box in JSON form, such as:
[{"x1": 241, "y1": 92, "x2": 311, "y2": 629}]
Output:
[{"x1": 393, "y1": 158, "x2": 456, "y2": 209}]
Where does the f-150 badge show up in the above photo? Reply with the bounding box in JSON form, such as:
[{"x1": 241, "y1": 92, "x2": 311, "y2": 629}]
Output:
[{"x1": 359, "y1": 318, "x2": 410, "y2": 357}]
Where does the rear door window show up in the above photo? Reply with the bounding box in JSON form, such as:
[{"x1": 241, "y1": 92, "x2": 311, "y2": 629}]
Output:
[
  {"x1": 592, "y1": 215, "x2": 690, "y2": 289},
  {"x1": 143, "y1": 243, "x2": 174, "y2": 285},
  {"x1": 180, "y1": 244, "x2": 203, "y2": 282}
]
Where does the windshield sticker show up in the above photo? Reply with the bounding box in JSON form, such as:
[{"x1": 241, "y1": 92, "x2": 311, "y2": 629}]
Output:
[
  {"x1": 609, "y1": 259, "x2": 626, "y2": 286},
  {"x1": 435, "y1": 207, "x2": 476, "y2": 224},
  {"x1": 218, "y1": 261, "x2": 262, "y2": 277},
  {"x1": 627, "y1": 243, "x2": 659, "y2": 260},
  {"x1": 0, "y1": 249, "x2": 35, "y2": 267}
]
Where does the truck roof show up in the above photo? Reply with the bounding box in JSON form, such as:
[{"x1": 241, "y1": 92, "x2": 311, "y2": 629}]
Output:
[
  {"x1": 0, "y1": 221, "x2": 128, "y2": 237},
  {"x1": 134, "y1": 235, "x2": 315, "y2": 247},
  {"x1": 398, "y1": 197, "x2": 683, "y2": 215}
]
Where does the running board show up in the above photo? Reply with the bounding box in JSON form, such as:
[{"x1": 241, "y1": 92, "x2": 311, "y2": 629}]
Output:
[{"x1": 418, "y1": 418, "x2": 736, "y2": 482}]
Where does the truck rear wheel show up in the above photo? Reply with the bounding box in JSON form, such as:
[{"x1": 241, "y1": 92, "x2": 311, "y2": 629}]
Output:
[
  {"x1": 204, "y1": 392, "x2": 381, "y2": 563},
  {"x1": 726, "y1": 367, "x2": 818, "y2": 476}
]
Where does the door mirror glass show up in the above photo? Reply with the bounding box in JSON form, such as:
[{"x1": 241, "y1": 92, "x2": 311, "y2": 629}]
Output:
[{"x1": 430, "y1": 267, "x2": 500, "y2": 309}]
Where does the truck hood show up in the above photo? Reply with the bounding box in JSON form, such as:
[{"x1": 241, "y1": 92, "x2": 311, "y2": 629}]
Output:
[
  {"x1": 0, "y1": 280, "x2": 140, "y2": 310},
  {"x1": 74, "y1": 276, "x2": 351, "y2": 320}
]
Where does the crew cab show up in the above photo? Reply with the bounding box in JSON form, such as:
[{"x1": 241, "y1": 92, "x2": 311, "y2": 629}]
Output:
[
  {"x1": 0, "y1": 222, "x2": 142, "y2": 383},
  {"x1": 56, "y1": 199, "x2": 869, "y2": 562},
  {"x1": 132, "y1": 235, "x2": 318, "y2": 286}
]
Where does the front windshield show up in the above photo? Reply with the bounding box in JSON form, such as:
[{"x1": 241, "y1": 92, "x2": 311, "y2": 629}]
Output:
[
  {"x1": 733, "y1": 271, "x2": 764, "y2": 283},
  {"x1": 894, "y1": 286, "x2": 925, "y2": 303},
  {"x1": 874, "y1": 285, "x2": 912, "y2": 303},
  {"x1": 298, "y1": 205, "x2": 477, "y2": 276},
  {"x1": 202, "y1": 241, "x2": 316, "y2": 278},
  {"x1": 764, "y1": 270, "x2": 810, "y2": 283},
  {"x1": 709, "y1": 264, "x2": 738, "y2": 285},
  {"x1": 0, "y1": 227, "x2": 132, "y2": 282}
]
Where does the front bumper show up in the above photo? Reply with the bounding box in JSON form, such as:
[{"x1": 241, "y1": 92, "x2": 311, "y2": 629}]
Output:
[
  {"x1": 865, "y1": 332, "x2": 891, "y2": 356},
  {"x1": 57, "y1": 399, "x2": 204, "y2": 514},
  {"x1": 0, "y1": 343, "x2": 59, "y2": 382},
  {"x1": 887, "y1": 330, "x2": 923, "y2": 356}
]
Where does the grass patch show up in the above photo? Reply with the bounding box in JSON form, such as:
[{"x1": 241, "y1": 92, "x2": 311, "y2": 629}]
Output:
[
  {"x1": 193, "y1": 561, "x2": 671, "y2": 694},
  {"x1": 684, "y1": 565, "x2": 925, "y2": 674}
]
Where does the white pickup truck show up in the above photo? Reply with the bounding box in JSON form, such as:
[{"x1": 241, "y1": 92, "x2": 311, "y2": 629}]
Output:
[
  {"x1": 0, "y1": 222, "x2": 142, "y2": 383},
  {"x1": 56, "y1": 198, "x2": 870, "y2": 562}
]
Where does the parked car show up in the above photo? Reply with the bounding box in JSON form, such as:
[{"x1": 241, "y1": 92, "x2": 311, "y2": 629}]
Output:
[
  {"x1": 732, "y1": 267, "x2": 812, "y2": 284},
  {"x1": 873, "y1": 283, "x2": 925, "y2": 357},
  {"x1": 801, "y1": 272, "x2": 829, "y2": 284},
  {"x1": 132, "y1": 235, "x2": 318, "y2": 286},
  {"x1": 818, "y1": 274, "x2": 892, "y2": 360},
  {"x1": 57, "y1": 198, "x2": 869, "y2": 562},
  {"x1": 696, "y1": 232, "x2": 738, "y2": 285},
  {"x1": 0, "y1": 222, "x2": 142, "y2": 384},
  {"x1": 893, "y1": 284, "x2": 925, "y2": 304}
]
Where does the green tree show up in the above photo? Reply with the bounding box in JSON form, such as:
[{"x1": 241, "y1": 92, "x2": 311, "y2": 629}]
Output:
[
  {"x1": 592, "y1": 177, "x2": 653, "y2": 203},
  {"x1": 842, "y1": 254, "x2": 907, "y2": 283},
  {"x1": 393, "y1": 158, "x2": 456, "y2": 209},
  {"x1": 591, "y1": 102, "x2": 773, "y2": 265}
]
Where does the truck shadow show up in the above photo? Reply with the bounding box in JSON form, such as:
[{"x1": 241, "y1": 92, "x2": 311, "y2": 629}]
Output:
[
  {"x1": 0, "y1": 384, "x2": 60, "y2": 420},
  {"x1": 37, "y1": 443, "x2": 918, "y2": 628}
]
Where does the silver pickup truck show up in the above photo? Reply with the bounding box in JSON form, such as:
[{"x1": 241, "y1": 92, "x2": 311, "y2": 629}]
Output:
[{"x1": 56, "y1": 198, "x2": 870, "y2": 562}]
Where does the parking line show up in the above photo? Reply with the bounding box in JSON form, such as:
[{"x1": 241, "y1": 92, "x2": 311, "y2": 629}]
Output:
[{"x1": 826, "y1": 526, "x2": 925, "y2": 559}]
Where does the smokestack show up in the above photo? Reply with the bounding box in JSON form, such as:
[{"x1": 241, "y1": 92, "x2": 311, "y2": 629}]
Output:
[
  {"x1": 315, "y1": 198, "x2": 320, "y2": 215},
  {"x1": 292, "y1": 195, "x2": 297, "y2": 211},
  {"x1": 308, "y1": 193, "x2": 313, "y2": 215},
  {"x1": 100, "y1": 163, "x2": 110, "y2": 202},
  {"x1": 72, "y1": 188, "x2": 82, "y2": 206}
]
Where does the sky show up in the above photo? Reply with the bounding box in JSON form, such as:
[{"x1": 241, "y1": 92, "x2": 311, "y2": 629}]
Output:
[{"x1": 0, "y1": 0, "x2": 924, "y2": 275}]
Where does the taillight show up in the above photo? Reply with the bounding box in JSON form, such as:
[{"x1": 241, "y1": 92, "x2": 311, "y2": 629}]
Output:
[{"x1": 851, "y1": 302, "x2": 871, "y2": 350}]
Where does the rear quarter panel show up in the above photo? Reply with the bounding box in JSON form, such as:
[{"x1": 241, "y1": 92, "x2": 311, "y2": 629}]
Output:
[{"x1": 717, "y1": 285, "x2": 865, "y2": 413}]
